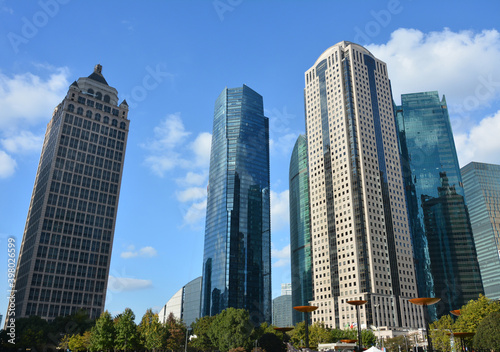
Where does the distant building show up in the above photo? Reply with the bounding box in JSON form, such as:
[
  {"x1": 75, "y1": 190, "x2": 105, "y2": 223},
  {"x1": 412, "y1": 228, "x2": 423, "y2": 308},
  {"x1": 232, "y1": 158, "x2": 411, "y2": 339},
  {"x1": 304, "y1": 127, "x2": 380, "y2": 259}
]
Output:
[
  {"x1": 273, "y1": 294, "x2": 292, "y2": 327},
  {"x1": 461, "y1": 162, "x2": 500, "y2": 300},
  {"x1": 289, "y1": 134, "x2": 313, "y2": 325},
  {"x1": 396, "y1": 91, "x2": 483, "y2": 319},
  {"x1": 6, "y1": 65, "x2": 129, "y2": 324},
  {"x1": 281, "y1": 283, "x2": 292, "y2": 296},
  {"x1": 201, "y1": 85, "x2": 271, "y2": 325},
  {"x1": 159, "y1": 276, "x2": 202, "y2": 327}
]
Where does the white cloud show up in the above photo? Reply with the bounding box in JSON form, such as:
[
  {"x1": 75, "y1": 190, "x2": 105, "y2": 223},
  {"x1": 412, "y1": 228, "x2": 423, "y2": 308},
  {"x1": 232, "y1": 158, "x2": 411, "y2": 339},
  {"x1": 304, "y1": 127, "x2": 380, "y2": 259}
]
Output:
[
  {"x1": 266, "y1": 107, "x2": 299, "y2": 157},
  {"x1": 272, "y1": 244, "x2": 290, "y2": 268},
  {"x1": 367, "y1": 28, "x2": 500, "y2": 111},
  {"x1": 107, "y1": 276, "x2": 153, "y2": 292},
  {"x1": 270, "y1": 133, "x2": 298, "y2": 156},
  {"x1": 1, "y1": 130, "x2": 44, "y2": 154},
  {"x1": 143, "y1": 113, "x2": 190, "y2": 151},
  {"x1": 120, "y1": 245, "x2": 158, "y2": 259},
  {"x1": 139, "y1": 246, "x2": 158, "y2": 257},
  {"x1": 0, "y1": 67, "x2": 70, "y2": 130},
  {"x1": 144, "y1": 154, "x2": 182, "y2": 177},
  {"x1": 190, "y1": 132, "x2": 212, "y2": 167},
  {"x1": 454, "y1": 109, "x2": 500, "y2": 166},
  {"x1": 0, "y1": 151, "x2": 16, "y2": 178},
  {"x1": 176, "y1": 187, "x2": 207, "y2": 203},
  {"x1": 183, "y1": 199, "x2": 207, "y2": 227},
  {"x1": 176, "y1": 171, "x2": 207, "y2": 186},
  {"x1": 271, "y1": 190, "x2": 289, "y2": 233}
]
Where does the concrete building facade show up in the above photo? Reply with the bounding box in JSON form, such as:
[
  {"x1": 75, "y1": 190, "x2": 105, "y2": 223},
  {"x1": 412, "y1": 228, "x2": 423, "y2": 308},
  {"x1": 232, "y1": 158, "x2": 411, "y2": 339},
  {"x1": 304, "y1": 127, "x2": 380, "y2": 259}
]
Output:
[{"x1": 303, "y1": 42, "x2": 423, "y2": 329}]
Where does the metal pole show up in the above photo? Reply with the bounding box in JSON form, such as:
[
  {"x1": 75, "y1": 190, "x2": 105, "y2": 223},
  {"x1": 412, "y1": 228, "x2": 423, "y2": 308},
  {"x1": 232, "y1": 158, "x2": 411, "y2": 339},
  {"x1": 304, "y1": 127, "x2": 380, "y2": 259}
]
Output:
[
  {"x1": 305, "y1": 312, "x2": 310, "y2": 349},
  {"x1": 356, "y1": 305, "x2": 362, "y2": 352}
]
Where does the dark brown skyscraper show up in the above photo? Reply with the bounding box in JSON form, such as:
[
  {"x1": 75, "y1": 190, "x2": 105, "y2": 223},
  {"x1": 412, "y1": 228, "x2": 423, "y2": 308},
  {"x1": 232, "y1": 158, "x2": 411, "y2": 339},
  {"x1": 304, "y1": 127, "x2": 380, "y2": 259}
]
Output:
[{"x1": 6, "y1": 65, "x2": 129, "y2": 322}]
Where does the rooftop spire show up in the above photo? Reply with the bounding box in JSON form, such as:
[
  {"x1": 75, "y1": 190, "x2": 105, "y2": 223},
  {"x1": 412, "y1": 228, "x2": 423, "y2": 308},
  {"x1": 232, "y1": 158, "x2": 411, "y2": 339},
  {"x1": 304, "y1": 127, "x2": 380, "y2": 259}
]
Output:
[{"x1": 94, "y1": 64, "x2": 103, "y2": 75}]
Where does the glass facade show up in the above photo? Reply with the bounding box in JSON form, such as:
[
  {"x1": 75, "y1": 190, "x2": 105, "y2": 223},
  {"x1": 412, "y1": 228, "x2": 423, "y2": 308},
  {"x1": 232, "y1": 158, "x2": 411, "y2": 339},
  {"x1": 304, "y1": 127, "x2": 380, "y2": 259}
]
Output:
[
  {"x1": 272, "y1": 294, "x2": 293, "y2": 327},
  {"x1": 183, "y1": 276, "x2": 202, "y2": 327},
  {"x1": 7, "y1": 65, "x2": 129, "y2": 323},
  {"x1": 396, "y1": 92, "x2": 483, "y2": 319},
  {"x1": 461, "y1": 162, "x2": 500, "y2": 300},
  {"x1": 201, "y1": 85, "x2": 271, "y2": 325},
  {"x1": 289, "y1": 134, "x2": 313, "y2": 325}
]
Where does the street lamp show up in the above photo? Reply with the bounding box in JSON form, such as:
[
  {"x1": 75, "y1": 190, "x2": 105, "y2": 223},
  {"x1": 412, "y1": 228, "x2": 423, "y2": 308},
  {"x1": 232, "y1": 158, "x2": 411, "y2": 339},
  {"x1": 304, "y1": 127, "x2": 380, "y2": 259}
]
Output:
[
  {"x1": 293, "y1": 305, "x2": 318, "y2": 349},
  {"x1": 409, "y1": 297, "x2": 441, "y2": 352},
  {"x1": 347, "y1": 300, "x2": 367, "y2": 352},
  {"x1": 184, "y1": 327, "x2": 192, "y2": 352}
]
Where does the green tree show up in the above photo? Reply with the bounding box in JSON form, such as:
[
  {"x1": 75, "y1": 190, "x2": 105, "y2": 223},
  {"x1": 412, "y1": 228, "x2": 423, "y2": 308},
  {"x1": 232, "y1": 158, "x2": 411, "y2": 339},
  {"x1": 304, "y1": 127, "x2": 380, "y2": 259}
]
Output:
[
  {"x1": 473, "y1": 311, "x2": 500, "y2": 351},
  {"x1": 115, "y1": 308, "x2": 139, "y2": 351},
  {"x1": 258, "y1": 332, "x2": 286, "y2": 352},
  {"x1": 288, "y1": 321, "x2": 305, "y2": 347},
  {"x1": 89, "y1": 310, "x2": 115, "y2": 352},
  {"x1": 453, "y1": 294, "x2": 500, "y2": 334},
  {"x1": 309, "y1": 322, "x2": 332, "y2": 347},
  {"x1": 429, "y1": 314, "x2": 453, "y2": 352},
  {"x1": 165, "y1": 312, "x2": 186, "y2": 351},
  {"x1": 59, "y1": 334, "x2": 71, "y2": 350},
  {"x1": 208, "y1": 308, "x2": 254, "y2": 352},
  {"x1": 138, "y1": 308, "x2": 166, "y2": 351},
  {"x1": 68, "y1": 333, "x2": 89, "y2": 352},
  {"x1": 384, "y1": 335, "x2": 406, "y2": 352},
  {"x1": 361, "y1": 329, "x2": 377, "y2": 347},
  {"x1": 190, "y1": 315, "x2": 216, "y2": 351}
]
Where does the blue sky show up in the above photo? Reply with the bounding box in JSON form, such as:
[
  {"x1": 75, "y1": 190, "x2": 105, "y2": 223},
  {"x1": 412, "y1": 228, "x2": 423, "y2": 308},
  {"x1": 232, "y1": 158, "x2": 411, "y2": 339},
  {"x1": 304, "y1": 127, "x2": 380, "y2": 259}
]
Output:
[{"x1": 1, "y1": 0, "x2": 500, "y2": 321}]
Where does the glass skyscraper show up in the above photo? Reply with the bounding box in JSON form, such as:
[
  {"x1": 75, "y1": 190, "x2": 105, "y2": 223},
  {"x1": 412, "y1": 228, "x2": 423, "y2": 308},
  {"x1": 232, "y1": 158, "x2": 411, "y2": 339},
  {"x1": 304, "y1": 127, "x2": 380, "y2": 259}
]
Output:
[
  {"x1": 461, "y1": 162, "x2": 500, "y2": 300},
  {"x1": 289, "y1": 134, "x2": 313, "y2": 325},
  {"x1": 6, "y1": 65, "x2": 129, "y2": 323},
  {"x1": 201, "y1": 85, "x2": 271, "y2": 325},
  {"x1": 396, "y1": 92, "x2": 483, "y2": 319}
]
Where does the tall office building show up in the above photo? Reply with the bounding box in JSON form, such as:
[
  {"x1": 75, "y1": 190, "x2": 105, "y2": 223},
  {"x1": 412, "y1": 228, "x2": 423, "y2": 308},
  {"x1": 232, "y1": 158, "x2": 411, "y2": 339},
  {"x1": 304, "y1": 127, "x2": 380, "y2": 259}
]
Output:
[
  {"x1": 396, "y1": 92, "x2": 483, "y2": 319},
  {"x1": 461, "y1": 162, "x2": 500, "y2": 300},
  {"x1": 201, "y1": 85, "x2": 271, "y2": 325},
  {"x1": 272, "y1": 294, "x2": 293, "y2": 328},
  {"x1": 289, "y1": 134, "x2": 313, "y2": 325},
  {"x1": 304, "y1": 41, "x2": 422, "y2": 329},
  {"x1": 7, "y1": 65, "x2": 129, "y2": 322}
]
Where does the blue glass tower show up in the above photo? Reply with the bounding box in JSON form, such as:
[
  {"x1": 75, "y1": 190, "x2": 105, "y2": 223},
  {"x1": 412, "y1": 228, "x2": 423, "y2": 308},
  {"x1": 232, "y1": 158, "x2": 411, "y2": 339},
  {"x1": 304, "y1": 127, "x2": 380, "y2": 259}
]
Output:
[
  {"x1": 201, "y1": 85, "x2": 271, "y2": 325},
  {"x1": 461, "y1": 162, "x2": 500, "y2": 300},
  {"x1": 396, "y1": 91, "x2": 483, "y2": 319},
  {"x1": 289, "y1": 134, "x2": 313, "y2": 325}
]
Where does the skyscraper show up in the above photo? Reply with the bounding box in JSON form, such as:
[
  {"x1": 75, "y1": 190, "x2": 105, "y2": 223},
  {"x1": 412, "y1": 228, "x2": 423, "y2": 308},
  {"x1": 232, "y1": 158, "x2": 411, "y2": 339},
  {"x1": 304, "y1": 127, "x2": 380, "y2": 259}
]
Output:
[
  {"x1": 7, "y1": 65, "x2": 129, "y2": 322},
  {"x1": 201, "y1": 85, "x2": 271, "y2": 325},
  {"x1": 289, "y1": 134, "x2": 313, "y2": 325},
  {"x1": 396, "y1": 92, "x2": 483, "y2": 319},
  {"x1": 461, "y1": 162, "x2": 500, "y2": 300},
  {"x1": 304, "y1": 41, "x2": 422, "y2": 329}
]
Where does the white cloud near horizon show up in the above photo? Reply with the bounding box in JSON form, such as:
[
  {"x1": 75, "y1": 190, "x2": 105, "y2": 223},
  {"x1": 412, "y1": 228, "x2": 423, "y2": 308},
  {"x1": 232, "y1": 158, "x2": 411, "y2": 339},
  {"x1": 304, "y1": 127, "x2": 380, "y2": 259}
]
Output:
[
  {"x1": 107, "y1": 276, "x2": 153, "y2": 292},
  {"x1": 455, "y1": 109, "x2": 500, "y2": 167},
  {"x1": 120, "y1": 245, "x2": 158, "y2": 259},
  {"x1": 367, "y1": 28, "x2": 500, "y2": 119},
  {"x1": 271, "y1": 190, "x2": 290, "y2": 234},
  {"x1": 272, "y1": 243, "x2": 290, "y2": 268}
]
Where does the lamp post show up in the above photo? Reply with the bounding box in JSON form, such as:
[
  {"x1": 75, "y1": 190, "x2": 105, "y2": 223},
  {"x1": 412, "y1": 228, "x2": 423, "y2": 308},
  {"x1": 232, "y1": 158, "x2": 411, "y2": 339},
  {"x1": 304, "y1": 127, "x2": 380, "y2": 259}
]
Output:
[
  {"x1": 293, "y1": 305, "x2": 318, "y2": 349},
  {"x1": 184, "y1": 327, "x2": 192, "y2": 352},
  {"x1": 346, "y1": 300, "x2": 367, "y2": 352},
  {"x1": 409, "y1": 298, "x2": 441, "y2": 352}
]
